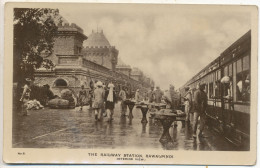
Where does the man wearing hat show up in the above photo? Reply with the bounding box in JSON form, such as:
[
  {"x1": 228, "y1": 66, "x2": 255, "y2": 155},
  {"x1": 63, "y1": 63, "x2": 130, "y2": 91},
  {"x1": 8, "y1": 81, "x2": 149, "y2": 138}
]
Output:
[
  {"x1": 148, "y1": 86, "x2": 155, "y2": 103},
  {"x1": 184, "y1": 86, "x2": 192, "y2": 123},
  {"x1": 20, "y1": 78, "x2": 33, "y2": 116},
  {"x1": 135, "y1": 89, "x2": 142, "y2": 102},
  {"x1": 93, "y1": 81, "x2": 105, "y2": 121},
  {"x1": 193, "y1": 83, "x2": 207, "y2": 138},
  {"x1": 104, "y1": 83, "x2": 116, "y2": 122},
  {"x1": 154, "y1": 86, "x2": 163, "y2": 103},
  {"x1": 119, "y1": 86, "x2": 127, "y2": 116},
  {"x1": 78, "y1": 85, "x2": 89, "y2": 111}
]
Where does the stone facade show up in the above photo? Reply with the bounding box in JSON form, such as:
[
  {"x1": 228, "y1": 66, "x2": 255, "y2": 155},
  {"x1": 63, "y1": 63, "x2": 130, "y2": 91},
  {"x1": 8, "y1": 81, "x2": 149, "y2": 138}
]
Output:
[
  {"x1": 34, "y1": 22, "x2": 153, "y2": 96},
  {"x1": 130, "y1": 67, "x2": 143, "y2": 81},
  {"x1": 116, "y1": 64, "x2": 131, "y2": 77},
  {"x1": 82, "y1": 30, "x2": 118, "y2": 71}
]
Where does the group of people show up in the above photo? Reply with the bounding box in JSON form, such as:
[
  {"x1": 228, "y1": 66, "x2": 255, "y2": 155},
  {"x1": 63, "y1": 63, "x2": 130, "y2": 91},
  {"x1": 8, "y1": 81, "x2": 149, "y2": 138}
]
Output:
[
  {"x1": 78, "y1": 80, "x2": 143, "y2": 121},
  {"x1": 78, "y1": 80, "x2": 209, "y2": 138},
  {"x1": 77, "y1": 81, "x2": 117, "y2": 122},
  {"x1": 146, "y1": 85, "x2": 180, "y2": 127},
  {"x1": 143, "y1": 83, "x2": 208, "y2": 139},
  {"x1": 19, "y1": 78, "x2": 58, "y2": 116},
  {"x1": 183, "y1": 83, "x2": 207, "y2": 138},
  {"x1": 19, "y1": 77, "x2": 139, "y2": 121},
  {"x1": 19, "y1": 77, "x2": 208, "y2": 138},
  {"x1": 144, "y1": 86, "x2": 165, "y2": 103}
]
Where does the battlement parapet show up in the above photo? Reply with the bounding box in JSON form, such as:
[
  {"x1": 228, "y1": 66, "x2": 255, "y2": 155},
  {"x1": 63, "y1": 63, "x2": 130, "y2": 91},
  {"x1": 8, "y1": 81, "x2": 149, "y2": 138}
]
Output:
[
  {"x1": 57, "y1": 22, "x2": 84, "y2": 34},
  {"x1": 84, "y1": 45, "x2": 117, "y2": 49},
  {"x1": 116, "y1": 65, "x2": 131, "y2": 69}
]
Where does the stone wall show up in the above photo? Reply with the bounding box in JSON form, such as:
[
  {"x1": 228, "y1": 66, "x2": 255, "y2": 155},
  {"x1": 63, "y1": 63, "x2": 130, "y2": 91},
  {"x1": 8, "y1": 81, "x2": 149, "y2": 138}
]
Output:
[{"x1": 54, "y1": 36, "x2": 76, "y2": 56}]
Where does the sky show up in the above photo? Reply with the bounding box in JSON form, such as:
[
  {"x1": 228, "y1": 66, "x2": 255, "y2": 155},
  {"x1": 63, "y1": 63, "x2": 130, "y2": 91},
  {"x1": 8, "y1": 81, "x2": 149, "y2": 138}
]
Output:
[{"x1": 59, "y1": 4, "x2": 251, "y2": 90}]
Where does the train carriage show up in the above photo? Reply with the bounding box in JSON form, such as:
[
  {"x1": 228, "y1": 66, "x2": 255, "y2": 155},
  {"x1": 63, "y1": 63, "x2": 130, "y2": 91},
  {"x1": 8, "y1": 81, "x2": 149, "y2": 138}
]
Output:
[{"x1": 179, "y1": 30, "x2": 251, "y2": 150}]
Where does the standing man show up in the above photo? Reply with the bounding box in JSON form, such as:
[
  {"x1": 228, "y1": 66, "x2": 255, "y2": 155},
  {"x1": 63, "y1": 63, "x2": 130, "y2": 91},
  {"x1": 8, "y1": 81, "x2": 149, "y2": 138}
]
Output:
[
  {"x1": 93, "y1": 81, "x2": 105, "y2": 121},
  {"x1": 154, "y1": 86, "x2": 164, "y2": 103},
  {"x1": 169, "y1": 84, "x2": 178, "y2": 127},
  {"x1": 105, "y1": 83, "x2": 116, "y2": 122},
  {"x1": 148, "y1": 86, "x2": 155, "y2": 103},
  {"x1": 89, "y1": 80, "x2": 95, "y2": 109},
  {"x1": 20, "y1": 78, "x2": 33, "y2": 116},
  {"x1": 119, "y1": 86, "x2": 127, "y2": 116},
  {"x1": 184, "y1": 86, "x2": 192, "y2": 123},
  {"x1": 135, "y1": 89, "x2": 142, "y2": 102},
  {"x1": 193, "y1": 83, "x2": 208, "y2": 138},
  {"x1": 78, "y1": 85, "x2": 88, "y2": 111}
]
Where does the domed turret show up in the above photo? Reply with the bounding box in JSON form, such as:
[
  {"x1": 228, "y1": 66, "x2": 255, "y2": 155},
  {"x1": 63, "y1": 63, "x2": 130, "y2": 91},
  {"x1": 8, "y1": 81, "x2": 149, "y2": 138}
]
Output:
[
  {"x1": 82, "y1": 30, "x2": 118, "y2": 71},
  {"x1": 85, "y1": 30, "x2": 111, "y2": 47}
]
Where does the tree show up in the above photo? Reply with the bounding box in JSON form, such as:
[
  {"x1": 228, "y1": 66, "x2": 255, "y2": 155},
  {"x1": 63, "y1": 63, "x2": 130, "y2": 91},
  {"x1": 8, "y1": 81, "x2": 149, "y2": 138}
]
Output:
[{"x1": 13, "y1": 8, "x2": 61, "y2": 83}]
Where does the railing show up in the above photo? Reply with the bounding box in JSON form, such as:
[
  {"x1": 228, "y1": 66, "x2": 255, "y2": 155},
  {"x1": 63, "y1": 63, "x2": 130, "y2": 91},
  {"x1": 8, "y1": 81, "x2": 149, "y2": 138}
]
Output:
[{"x1": 82, "y1": 58, "x2": 111, "y2": 75}]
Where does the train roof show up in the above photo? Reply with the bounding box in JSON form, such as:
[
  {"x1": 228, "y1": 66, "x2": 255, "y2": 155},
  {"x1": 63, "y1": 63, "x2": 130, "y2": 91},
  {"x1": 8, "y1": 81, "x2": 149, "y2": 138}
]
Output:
[{"x1": 180, "y1": 30, "x2": 251, "y2": 90}]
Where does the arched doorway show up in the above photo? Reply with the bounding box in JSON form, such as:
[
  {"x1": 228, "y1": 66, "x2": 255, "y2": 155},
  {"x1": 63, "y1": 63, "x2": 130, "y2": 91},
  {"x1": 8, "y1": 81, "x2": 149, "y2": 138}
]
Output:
[{"x1": 54, "y1": 79, "x2": 68, "y2": 87}]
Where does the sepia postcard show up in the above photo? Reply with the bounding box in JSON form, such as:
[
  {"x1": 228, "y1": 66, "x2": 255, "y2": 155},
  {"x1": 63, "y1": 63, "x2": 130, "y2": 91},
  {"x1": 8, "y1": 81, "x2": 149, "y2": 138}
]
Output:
[{"x1": 3, "y1": 2, "x2": 258, "y2": 165}]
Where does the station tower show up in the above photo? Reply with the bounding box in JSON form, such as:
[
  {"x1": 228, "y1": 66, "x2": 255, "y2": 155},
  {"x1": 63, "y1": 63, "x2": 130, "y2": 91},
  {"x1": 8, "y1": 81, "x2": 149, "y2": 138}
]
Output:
[{"x1": 82, "y1": 30, "x2": 118, "y2": 71}]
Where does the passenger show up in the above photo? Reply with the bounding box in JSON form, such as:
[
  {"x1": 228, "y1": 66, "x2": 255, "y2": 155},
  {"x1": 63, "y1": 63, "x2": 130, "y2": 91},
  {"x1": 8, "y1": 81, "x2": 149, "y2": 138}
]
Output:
[
  {"x1": 105, "y1": 83, "x2": 116, "y2": 122},
  {"x1": 169, "y1": 84, "x2": 178, "y2": 127},
  {"x1": 102, "y1": 83, "x2": 107, "y2": 117},
  {"x1": 125, "y1": 87, "x2": 132, "y2": 99},
  {"x1": 143, "y1": 91, "x2": 148, "y2": 101},
  {"x1": 89, "y1": 80, "x2": 95, "y2": 109},
  {"x1": 20, "y1": 78, "x2": 33, "y2": 116},
  {"x1": 148, "y1": 86, "x2": 155, "y2": 103},
  {"x1": 135, "y1": 89, "x2": 141, "y2": 102},
  {"x1": 93, "y1": 81, "x2": 105, "y2": 121},
  {"x1": 184, "y1": 86, "x2": 192, "y2": 123},
  {"x1": 221, "y1": 76, "x2": 234, "y2": 111},
  {"x1": 78, "y1": 85, "x2": 88, "y2": 111},
  {"x1": 154, "y1": 86, "x2": 164, "y2": 103},
  {"x1": 193, "y1": 83, "x2": 208, "y2": 138},
  {"x1": 119, "y1": 86, "x2": 127, "y2": 116}
]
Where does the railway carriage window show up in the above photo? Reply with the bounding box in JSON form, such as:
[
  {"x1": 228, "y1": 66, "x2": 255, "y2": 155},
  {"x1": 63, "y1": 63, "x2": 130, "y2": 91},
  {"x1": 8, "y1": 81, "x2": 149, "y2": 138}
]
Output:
[
  {"x1": 228, "y1": 64, "x2": 233, "y2": 76},
  {"x1": 223, "y1": 64, "x2": 234, "y2": 98},
  {"x1": 236, "y1": 56, "x2": 250, "y2": 102},
  {"x1": 243, "y1": 55, "x2": 250, "y2": 70},
  {"x1": 214, "y1": 81, "x2": 220, "y2": 98},
  {"x1": 223, "y1": 76, "x2": 233, "y2": 98},
  {"x1": 224, "y1": 66, "x2": 228, "y2": 76},
  {"x1": 205, "y1": 83, "x2": 208, "y2": 94},
  {"x1": 209, "y1": 83, "x2": 213, "y2": 98},
  {"x1": 208, "y1": 73, "x2": 213, "y2": 98},
  {"x1": 236, "y1": 59, "x2": 242, "y2": 73},
  {"x1": 214, "y1": 70, "x2": 221, "y2": 98},
  {"x1": 218, "y1": 70, "x2": 221, "y2": 80}
]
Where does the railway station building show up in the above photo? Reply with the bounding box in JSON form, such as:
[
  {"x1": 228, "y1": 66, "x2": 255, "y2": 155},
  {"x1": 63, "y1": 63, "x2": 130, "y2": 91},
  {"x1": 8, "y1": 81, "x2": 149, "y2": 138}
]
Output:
[{"x1": 34, "y1": 22, "x2": 153, "y2": 96}]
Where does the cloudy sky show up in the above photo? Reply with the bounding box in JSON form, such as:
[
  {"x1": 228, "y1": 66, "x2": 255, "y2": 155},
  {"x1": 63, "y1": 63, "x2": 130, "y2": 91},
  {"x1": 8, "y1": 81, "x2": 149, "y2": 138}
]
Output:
[{"x1": 59, "y1": 4, "x2": 251, "y2": 89}]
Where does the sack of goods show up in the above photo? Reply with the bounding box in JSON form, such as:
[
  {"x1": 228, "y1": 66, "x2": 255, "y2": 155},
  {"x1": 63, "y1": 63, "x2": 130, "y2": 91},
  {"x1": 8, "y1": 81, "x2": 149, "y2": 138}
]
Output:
[
  {"x1": 61, "y1": 89, "x2": 74, "y2": 101},
  {"x1": 26, "y1": 99, "x2": 44, "y2": 110},
  {"x1": 48, "y1": 98, "x2": 70, "y2": 109},
  {"x1": 60, "y1": 89, "x2": 75, "y2": 108}
]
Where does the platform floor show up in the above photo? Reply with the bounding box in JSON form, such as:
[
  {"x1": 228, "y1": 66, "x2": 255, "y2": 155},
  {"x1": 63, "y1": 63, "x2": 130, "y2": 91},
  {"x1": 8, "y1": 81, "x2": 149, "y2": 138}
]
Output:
[{"x1": 13, "y1": 103, "x2": 245, "y2": 151}]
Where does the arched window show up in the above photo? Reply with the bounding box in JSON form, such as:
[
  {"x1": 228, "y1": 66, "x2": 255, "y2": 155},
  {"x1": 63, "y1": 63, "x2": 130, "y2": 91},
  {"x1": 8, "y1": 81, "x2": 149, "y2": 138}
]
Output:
[{"x1": 55, "y1": 79, "x2": 68, "y2": 87}]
